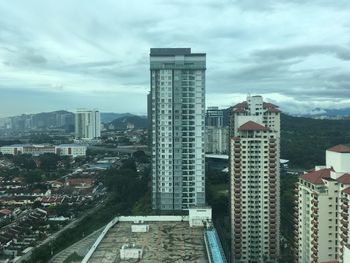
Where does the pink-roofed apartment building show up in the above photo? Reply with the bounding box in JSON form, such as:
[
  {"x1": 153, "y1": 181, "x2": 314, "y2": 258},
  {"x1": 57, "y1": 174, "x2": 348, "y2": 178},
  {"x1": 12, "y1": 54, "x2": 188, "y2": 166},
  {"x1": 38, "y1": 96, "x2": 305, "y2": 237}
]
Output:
[
  {"x1": 229, "y1": 95, "x2": 281, "y2": 263},
  {"x1": 294, "y1": 144, "x2": 350, "y2": 263}
]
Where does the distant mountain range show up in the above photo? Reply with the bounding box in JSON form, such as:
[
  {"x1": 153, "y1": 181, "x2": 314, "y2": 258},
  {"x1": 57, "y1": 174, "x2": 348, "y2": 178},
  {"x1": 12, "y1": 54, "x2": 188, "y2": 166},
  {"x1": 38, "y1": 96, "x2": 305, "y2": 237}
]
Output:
[
  {"x1": 108, "y1": 116, "x2": 148, "y2": 130},
  {"x1": 0, "y1": 111, "x2": 144, "y2": 132},
  {"x1": 222, "y1": 107, "x2": 350, "y2": 123},
  {"x1": 100, "y1": 112, "x2": 136, "y2": 123},
  {"x1": 297, "y1": 107, "x2": 350, "y2": 119},
  {"x1": 1, "y1": 106, "x2": 349, "y2": 132}
]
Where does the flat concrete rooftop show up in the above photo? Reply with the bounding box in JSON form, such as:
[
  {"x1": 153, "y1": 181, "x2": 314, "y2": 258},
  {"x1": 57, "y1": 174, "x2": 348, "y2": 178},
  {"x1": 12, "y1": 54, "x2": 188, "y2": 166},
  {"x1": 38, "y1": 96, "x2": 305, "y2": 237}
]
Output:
[{"x1": 87, "y1": 221, "x2": 208, "y2": 263}]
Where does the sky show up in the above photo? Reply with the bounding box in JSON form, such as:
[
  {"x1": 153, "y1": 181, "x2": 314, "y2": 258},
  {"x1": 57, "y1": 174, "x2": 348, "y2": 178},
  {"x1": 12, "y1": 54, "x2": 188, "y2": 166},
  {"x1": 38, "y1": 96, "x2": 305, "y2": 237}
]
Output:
[{"x1": 0, "y1": 0, "x2": 350, "y2": 117}]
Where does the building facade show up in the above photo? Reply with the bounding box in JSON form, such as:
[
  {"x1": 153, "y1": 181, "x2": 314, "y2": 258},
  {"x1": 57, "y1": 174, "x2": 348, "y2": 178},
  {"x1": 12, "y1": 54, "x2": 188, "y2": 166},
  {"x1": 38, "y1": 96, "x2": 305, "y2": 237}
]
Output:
[
  {"x1": 55, "y1": 144, "x2": 87, "y2": 157},
  {"x1": 0, "y1": 144, "x2": 55, "y2": 156},
  {"x1": 294, "y1": 144, "x2": 350, "y2": 263},
  {"x1": 205, "y1": 126, "x2": 229, "y2": 154},
  {"x1": 230, "y1": 95, "x2": 281, "y2": 262},
  {"x1": 150, "y1": 48, "x2": 206, "y2": 211},
  {"x1": 75, "y1": 109, "x2": 101, "y2": 140},
  {"x1": 206, "y1": 106, "x2": 224, "y2": 127},
  {"x1": 0, "y1": 144, "x2": 86, "y2": 157},
  {"x1": 205, "y1": 107, "x2": 228, "y2": 154}
]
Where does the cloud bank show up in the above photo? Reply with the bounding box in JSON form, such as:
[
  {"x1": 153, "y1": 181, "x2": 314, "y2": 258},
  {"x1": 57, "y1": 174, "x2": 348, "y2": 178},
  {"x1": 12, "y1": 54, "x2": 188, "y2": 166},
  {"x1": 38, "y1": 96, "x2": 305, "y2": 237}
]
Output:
[{"x1": 0, "y1": 0, "x2": 350, "y2": 116}]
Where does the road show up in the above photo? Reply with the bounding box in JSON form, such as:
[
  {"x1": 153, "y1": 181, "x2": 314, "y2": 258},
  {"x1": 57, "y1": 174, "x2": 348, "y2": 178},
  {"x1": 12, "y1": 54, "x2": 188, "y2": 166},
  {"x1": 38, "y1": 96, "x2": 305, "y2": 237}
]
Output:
[{"x1": 88, "y1": 145, "x2": 150, "y2": 155}]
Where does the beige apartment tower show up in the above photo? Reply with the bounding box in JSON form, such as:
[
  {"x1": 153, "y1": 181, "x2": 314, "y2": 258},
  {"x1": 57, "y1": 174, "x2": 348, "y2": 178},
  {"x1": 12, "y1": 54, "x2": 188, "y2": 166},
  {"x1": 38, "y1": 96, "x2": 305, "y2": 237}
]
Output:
[
  {"x1": 294, "y1": 144, "x2": 350, "y2": 263},
  {"x1": 230, "y1": 95, "x2": 280, "y2": 262}
]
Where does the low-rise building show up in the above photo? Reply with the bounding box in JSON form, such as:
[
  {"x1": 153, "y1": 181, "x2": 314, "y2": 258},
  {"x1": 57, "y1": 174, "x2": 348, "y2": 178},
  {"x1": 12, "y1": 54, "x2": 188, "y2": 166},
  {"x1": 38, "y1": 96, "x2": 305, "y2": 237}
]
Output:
[
  {"x1": 81, "y1": 207, "x2": 227, "y2": 263},
  {"x1": 55, "y1": 144, "x2": 86, "y2": 157},
  {"x1": 66, "y1": 178, "x2": 95, "y2": 189},
  {"x1": 0, "y1": 143, "x2": 86, "y2": 157},
  {"x1": 0, "y1": 144, "x2": 54, "y2": 155}
]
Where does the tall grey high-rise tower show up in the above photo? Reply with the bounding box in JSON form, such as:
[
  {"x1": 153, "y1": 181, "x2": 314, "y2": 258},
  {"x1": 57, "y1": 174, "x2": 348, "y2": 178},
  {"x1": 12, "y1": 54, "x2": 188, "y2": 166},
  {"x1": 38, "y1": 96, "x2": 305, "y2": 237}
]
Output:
[{"x1": 150, "y1": 48, "x2": 206, "y2": 211}]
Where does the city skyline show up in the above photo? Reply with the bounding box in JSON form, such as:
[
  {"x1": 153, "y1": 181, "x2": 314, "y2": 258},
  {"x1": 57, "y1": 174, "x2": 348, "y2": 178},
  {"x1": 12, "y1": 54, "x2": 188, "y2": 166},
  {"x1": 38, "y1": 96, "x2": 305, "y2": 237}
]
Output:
[{"x1": 1, "y1": 1, "x2": 350, "y2": 117}]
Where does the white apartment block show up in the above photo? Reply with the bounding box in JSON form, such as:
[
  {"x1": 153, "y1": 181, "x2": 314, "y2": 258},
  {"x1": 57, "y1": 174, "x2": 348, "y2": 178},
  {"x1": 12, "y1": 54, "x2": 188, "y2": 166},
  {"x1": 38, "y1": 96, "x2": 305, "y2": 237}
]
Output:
[
  {"x1": 295, "y1": 144, "x2": 350, "y2": 263},
  {"x1": 55, "y1": 144, "x2": 86, "y2": 157},
  {"x1": 0, "y1": 144, "x2": 86, "y2": 158},
  {"x1": 75, "y1": 109, "x2": 101, "y2": 140},
  {"x1": 230, "y1": 95, "x2": 281, "y2": 263},
  {"x1": 0, "y1": 144, "x2": 55, "y2": 156},
  {"x1": 205, "y1": 126, "x2": 229, "y2": 154},
  {"x1": 150, "y1": 48, "x2": 206, "y2": 211}
]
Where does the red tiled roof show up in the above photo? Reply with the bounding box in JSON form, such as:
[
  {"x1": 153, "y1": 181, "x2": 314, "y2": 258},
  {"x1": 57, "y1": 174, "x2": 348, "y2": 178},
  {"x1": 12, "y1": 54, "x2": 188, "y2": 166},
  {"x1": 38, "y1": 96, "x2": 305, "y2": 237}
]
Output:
[
  {"x1": 328, "y1": 144, "x2": 350, "y2": 153},
  {"x1": 337, "y1": 173, "x2": 350, "y2": 184},
  {"x1": 263, "y1": 102, "x2": 278, "y2": 108},
  {"x1": 0, "y1": 209, "x2": 11, "y2": 215},
  {"x1": 266, "y1": 107, "x2": 280, "y2": 113},
  {"x1": 232, "y1": 101, "x2": 248, "y2": 108},
  {"x1": 238, "y1": 121, "x2": 270, "y2": 131},
  {"x1": 343, "y1": 186, "x2": 350, "y2": 195},
  {"x1": 67, "y1": 178, "x2": 95, "y2": 186},
  {"x1": 233, "y1": 108, "x2": 246, "y2": 113},
  {"x1": 301, "y1": 168, "x2": 332, "y2": 185}
]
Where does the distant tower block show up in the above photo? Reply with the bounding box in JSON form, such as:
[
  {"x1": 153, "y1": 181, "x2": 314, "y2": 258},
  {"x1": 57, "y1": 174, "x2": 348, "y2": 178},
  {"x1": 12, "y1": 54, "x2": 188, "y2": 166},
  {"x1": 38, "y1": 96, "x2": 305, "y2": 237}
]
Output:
[{"x1": 75, "y1": 109, "x2": 101, "y2": 140}]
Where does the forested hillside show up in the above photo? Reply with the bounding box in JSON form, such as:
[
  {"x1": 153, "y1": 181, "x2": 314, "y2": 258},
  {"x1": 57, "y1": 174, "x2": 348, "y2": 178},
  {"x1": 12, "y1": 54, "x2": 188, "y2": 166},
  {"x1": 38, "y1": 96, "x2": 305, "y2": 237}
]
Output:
[{"x1": 281, "y1": 114, "x2": 350, "y2": 169}]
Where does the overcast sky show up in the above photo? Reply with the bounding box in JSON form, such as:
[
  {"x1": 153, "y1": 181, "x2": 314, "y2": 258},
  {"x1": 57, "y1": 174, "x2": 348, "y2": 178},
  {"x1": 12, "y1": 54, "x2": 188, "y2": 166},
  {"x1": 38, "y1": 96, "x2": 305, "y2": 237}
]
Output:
[{"x1": 0, "y1": 0, "x2": 350, "y2": 117}]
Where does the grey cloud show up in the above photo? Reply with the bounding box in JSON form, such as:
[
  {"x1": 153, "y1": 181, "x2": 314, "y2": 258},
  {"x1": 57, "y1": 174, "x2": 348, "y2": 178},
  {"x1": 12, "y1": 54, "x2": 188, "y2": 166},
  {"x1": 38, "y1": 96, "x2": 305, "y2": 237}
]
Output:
[
  {"x1": 253, "y1": 45, "x2": 350, "y2": 61},
  {"x1": 25, "y1": 53, "x2": 47, "y2": 64},
  {"x1": 0, "y1": 0, "x2": 350, "y2": 116}
]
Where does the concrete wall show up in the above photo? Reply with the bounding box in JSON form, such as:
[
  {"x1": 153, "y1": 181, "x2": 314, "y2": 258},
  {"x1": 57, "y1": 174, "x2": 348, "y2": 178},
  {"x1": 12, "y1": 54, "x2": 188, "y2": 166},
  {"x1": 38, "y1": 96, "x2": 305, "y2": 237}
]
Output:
[
  {"x1": 317, "y1": 181, "x2": 338, "y2": 262},
  {"x1": 344, "y1": 245, "x2": 350, "y2": 263},
  {"x1": 189, "y1": 208, "x2": 212, "y2": 227},
  {"x1": 326, "y1": 151, "x2": 350, "y2": 174}
]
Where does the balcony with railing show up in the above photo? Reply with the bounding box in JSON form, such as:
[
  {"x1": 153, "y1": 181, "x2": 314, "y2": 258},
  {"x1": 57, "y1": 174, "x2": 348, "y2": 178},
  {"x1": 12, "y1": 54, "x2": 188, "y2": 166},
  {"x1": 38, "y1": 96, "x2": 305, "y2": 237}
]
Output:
[
  {"x1": 234, "y1": 157, "x2": 241, "y2": 162},
  {"x1": 341, "y1": 233, "x2": 347, "y2": 242},
  {"x1": 341, "y1": 211, "x2": 348, "y2": 218},
  {"x1": 341, "y1": 219, "x2": 348, "y2": 226},
  {"x1": 341, "y1": 203, "x2": 349, "y2": 210}
]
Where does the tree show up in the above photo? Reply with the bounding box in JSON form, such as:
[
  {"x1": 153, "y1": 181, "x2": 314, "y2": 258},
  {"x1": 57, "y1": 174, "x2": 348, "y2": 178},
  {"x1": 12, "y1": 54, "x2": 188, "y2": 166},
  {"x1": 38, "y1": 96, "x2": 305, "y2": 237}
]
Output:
[
  {"x1": 24, "y1": 170, "x2": 43, "y2": 184},
  {"x1": 13, "y1": 154, "x2": 36, "y2": 170},
  {"x1": 133, "y1": 150, "x2": 146, "y2": 159},
  {"x1": 121, "y1": 159, "x2": 137, "y2": 171},
  {"x1": 38, "y1": 153, "x2": 59, "y2": 171}
]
